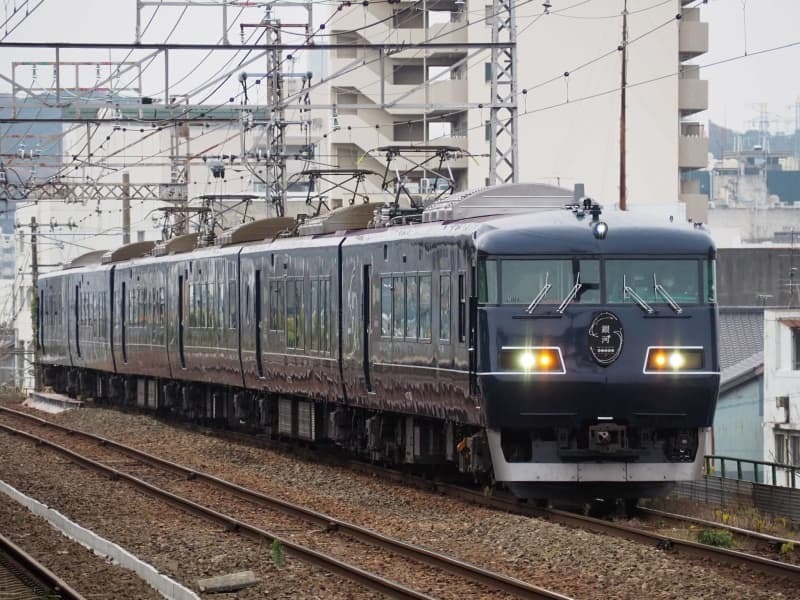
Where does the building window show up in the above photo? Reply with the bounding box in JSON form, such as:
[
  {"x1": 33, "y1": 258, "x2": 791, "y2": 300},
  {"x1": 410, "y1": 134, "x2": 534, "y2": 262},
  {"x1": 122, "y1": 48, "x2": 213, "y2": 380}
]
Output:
[
  {"x1": 793, "y1": 328, "x2": 800, "y2": 370},
  {"x1": 791, "y1": 434, "x2": 800, "y2": 467},
  {"x1": 775, "y1": 433, "x2": 786, "y2": 464}
]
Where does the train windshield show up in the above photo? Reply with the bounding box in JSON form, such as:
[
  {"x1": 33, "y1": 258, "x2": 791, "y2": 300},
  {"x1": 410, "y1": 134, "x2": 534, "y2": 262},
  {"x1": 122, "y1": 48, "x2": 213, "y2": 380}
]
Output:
[
  {"x1": 605, "y1": 259, "x2": 701, "y2": 305},
  {"x1": 479, "y1": 259, "x2": 601, "y2": 305}
]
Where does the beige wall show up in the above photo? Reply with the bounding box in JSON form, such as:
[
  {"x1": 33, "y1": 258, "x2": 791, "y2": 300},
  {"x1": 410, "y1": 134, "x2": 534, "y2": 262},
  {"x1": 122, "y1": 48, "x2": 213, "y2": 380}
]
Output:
[{"x1": 469, "y1": 1, "x2": 681, "y2": 205}]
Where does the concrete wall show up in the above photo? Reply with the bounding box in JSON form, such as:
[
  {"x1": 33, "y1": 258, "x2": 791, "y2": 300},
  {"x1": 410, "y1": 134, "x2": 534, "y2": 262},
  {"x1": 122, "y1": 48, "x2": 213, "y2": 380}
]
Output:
[
  {"x1": 716, "y1": 247, "x2": 799, "y2": 307},
  {"x1": 709, "y1": 207, "x2": 800, "y2": 242}
]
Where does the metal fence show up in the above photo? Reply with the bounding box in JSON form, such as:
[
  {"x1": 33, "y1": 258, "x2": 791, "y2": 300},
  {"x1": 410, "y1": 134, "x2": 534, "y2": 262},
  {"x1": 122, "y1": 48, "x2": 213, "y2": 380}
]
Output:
[
  {"x1": 670, "y1": 455, "x2": 800, "y2": 522},
  {"x1": 705, "y1": 455, "x2": 799, "y2": 488}
]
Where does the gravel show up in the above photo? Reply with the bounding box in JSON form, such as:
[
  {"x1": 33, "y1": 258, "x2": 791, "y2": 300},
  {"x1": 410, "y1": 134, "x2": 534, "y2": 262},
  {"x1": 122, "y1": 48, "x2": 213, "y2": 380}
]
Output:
[{"x1": 2, "y1": 396, "x2": 797, "y2": 599}]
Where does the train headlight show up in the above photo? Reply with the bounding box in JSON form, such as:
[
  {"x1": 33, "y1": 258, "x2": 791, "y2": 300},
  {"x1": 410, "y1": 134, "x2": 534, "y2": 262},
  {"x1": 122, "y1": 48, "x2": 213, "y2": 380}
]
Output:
[
  {"x1": 500, "y1": 347, "x2": 565, "y2": 374},
  {"x1": 644, "y1": 347, "x2": 703, "y2": 373}
]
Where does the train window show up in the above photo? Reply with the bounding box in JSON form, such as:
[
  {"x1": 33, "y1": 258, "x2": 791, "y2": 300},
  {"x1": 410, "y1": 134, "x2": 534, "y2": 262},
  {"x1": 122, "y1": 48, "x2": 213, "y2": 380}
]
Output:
[
  {"x1": 499, "y1": 259, "x2": 600, "y2": 305},
  {"x1": 439, "y1": 273, "x2": 451, "y2": 342},
  {"x1": 381, "y1": 277, "x2": 392, "y2": 337},
  {"x1": 269, "y1": 279, "x2": 285, "y2": 331},
  {"x1": 321, "y1": 279, "x2": 331, "y2": 353},
  {"x1": 478, "y1": 260, "x2": 498, "y2": 304},
  {"x1": 228, "y1": 279, "x2": 238, "y2": 329},
  {"x1": 605, "y1": 259, "x2": 700, "y2": 305},
  {"x1": 458, "y1": 273, "x2": 466, "y2": 343},
  {"x1": 419, "y1": 275, "x2": 432, "y2": 341},
  {"x1": 287, "y1": 279, "x2": 304, "y2": 350},
  {"x1": 405, "y1": 275, "x2": 418, "y2": 340},
  {"x1": 704, "y1": 259, "x2": 717, "y2": 304},
  {"x1": 393, "y1": 276, "x2": 404, "y2": 338},
  {"x1": 310, "y1": 280, "x2": 319, "y2": 351},
  {"x1": 188, "y1": 284, "x2": 196, "y2": 327}
]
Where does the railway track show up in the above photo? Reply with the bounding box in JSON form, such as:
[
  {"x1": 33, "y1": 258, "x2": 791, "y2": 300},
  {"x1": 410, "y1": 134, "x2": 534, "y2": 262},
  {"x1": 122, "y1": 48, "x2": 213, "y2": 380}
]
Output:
[
  {"x1": 0, "y1": 530, "x2": 86, "y2": 600},
  {"x1": 155, "y1": 412, "x2": 800, "y2": 583},
  {"x1": 0, "y1": 406, "x2": 568, "y2": 600}
]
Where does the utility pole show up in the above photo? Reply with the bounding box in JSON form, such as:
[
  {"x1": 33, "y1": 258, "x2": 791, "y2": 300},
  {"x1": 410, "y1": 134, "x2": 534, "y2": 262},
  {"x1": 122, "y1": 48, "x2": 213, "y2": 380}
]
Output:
[
  {"x1": 30, "y1": 215, "x2": 39, "y2": 391},
  {"x1": 619, "y1": 0, "x2": 628, "y2": 211},
  {"x1": 122, "y1": 172, "x2": 130, "y2": 244}
]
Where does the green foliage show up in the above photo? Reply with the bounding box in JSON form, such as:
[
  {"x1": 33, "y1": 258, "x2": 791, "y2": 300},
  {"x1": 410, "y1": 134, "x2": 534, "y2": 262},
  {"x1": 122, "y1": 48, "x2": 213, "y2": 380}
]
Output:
[
  {"x1": 697, "y1": 528, "x2": 734, "y2": 548},
  {"x1": 781, "y1": 541, "x2": 795, "y2": 555},
  {"x1": 271, "y1": 538, "x2": 285, "y2": 569}
]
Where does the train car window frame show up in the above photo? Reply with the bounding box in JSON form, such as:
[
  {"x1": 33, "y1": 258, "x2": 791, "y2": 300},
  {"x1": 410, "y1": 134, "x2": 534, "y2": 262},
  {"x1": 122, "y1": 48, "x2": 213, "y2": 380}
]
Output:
[
  {"x1": 380, "y1": 276, "x2": 392, "y2": 338},
  {"x1": 495, "y1": 258, "x2": 601, "y2": 306},
  {"x1": 310, "y1": 279, "x2": 320, "y2": 352},
  {"x1": 439, "y1": 272, "x2": 451, "y2": 343},
  {"x1": 286, "y1": 277, "x2": 305, "y2": 350},
  {"x1": 478, "y1": 259, "x2": 498, "y2": 304},
  {"x1": 405, "y1": 274, "x2": 418, "y2": 341},
  {"x1": 605, "y1": 258, "x2": 703, "y2": 306},
  {"x1": 418, "y1": 273, "x2": 432, "y2": 342},
  {"x1": 320, "y1": 278, "x2": 331, "y2": 354},
  {"x1": 392, "y1": 275, "x2": 404, "y2": 339},
  {"x1": 269, "y1": 278, "x2": 285, "y2": 333}
]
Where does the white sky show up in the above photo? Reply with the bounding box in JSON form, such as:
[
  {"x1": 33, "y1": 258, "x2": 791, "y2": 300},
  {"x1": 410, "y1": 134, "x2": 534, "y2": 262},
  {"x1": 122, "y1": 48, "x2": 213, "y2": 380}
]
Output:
[
  {"x1": 0, "y1": 0, "x2": 797, "y2": 133},
  {"x1": 702, "y1": 0, "x2": 800, "y2": 133}
]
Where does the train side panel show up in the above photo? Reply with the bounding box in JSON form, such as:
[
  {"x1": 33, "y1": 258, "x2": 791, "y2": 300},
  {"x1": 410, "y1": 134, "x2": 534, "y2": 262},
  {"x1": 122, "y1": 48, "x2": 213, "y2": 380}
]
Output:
[
  {"x1": 340, "y1": 227, "x2": 480, "y2": 425},
  {"x1": 38, "y1": 272, "x2": 71, "y2": 368},
  {"x1": 240, "y1": 238, "x2": 342, "y2": 402},
  {"x1": 112, "y1": 261, "x2": 171, "y2": 380}
]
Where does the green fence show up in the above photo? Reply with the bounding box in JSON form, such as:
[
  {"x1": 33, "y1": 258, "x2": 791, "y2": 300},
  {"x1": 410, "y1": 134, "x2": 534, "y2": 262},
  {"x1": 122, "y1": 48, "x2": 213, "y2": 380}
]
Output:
[{"x1": 705, "y1": 455, "x2": 799, "y2": 488}]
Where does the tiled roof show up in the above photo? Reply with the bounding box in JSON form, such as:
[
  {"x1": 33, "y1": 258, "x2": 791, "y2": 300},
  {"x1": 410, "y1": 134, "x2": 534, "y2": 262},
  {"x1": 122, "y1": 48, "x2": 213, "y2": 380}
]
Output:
[
  {"x1": 718, "y1": 308, "x2": 764, "y2": 390},
  {"x1": 718, "y1": 308, "x2": 764, "y2": 370}
]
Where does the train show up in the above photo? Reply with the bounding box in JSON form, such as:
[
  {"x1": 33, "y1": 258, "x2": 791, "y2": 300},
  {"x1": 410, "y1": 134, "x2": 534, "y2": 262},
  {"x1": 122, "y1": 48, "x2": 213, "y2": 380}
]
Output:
[{"x1": 36, "y1": 183, "x2": 720, "y2": 502}]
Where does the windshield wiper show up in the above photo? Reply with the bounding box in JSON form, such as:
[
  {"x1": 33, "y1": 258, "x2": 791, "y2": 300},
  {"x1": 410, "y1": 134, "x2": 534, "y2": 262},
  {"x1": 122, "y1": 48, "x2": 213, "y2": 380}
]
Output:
[
  {"x1": 623, "y1": 274, "x2": 654, "y2": 314},
  {"x1": 653, "y1": 273, "x2": 683, "y2": 314},
  {"x1": 556, "y1": 272, "x2": 582, "y2": 314},
  {"x1": 525, "y1": 273, "x2": 552, "y2": 314}
]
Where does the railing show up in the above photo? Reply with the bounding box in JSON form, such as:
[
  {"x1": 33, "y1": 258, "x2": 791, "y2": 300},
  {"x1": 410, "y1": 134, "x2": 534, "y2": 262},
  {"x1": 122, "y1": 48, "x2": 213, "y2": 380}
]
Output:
[{"x1": 705, "y1": 455, "x2": 799, "y2": 489}]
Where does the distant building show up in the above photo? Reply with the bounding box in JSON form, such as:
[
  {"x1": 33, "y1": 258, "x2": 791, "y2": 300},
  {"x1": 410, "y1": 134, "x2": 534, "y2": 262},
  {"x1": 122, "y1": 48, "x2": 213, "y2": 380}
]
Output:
[
  {"x1": 326, "y1": 0, "x2": 708, "y2": 214},
  {"x1": 713, "y1": 308, "x2": 800, "y2": 484}
]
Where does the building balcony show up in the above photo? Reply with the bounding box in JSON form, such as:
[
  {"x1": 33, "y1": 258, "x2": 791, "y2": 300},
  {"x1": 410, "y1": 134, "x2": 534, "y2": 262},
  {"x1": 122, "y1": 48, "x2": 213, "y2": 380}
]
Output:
[
  {"x1": 680, "y1": 193, "x2": 709, "y2": 223},
  {"x1": 679, "y1": 123, "x2": 708, "y2": 170},
  {"x1": 331, "y1": 4, "x2": 467, "y2": 46},
  {"x1": 679, "y1": 77, "x2": 708, "y2": 116},
  {"x1": 679, "y1": 20, "x2": 709, "y2": 61}
]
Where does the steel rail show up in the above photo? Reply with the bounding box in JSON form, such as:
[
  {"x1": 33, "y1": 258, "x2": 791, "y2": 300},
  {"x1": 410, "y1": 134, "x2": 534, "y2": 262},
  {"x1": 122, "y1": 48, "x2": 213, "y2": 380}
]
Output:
[
  {"x1": 0, "y1": 407, "x2": 568, "y2": 600},
  {"x1": 0, "y1": 532, "x2": 87, "y2": 600},
  {"x1": 637, "y1": 506, "x2": 800, "y2": 548},
  {"x1": 419, "y1": 481, "x2": 800, "y2": 584},
  {"x1": 0, "y1": 421, "x2": 432, "y2": 600}
]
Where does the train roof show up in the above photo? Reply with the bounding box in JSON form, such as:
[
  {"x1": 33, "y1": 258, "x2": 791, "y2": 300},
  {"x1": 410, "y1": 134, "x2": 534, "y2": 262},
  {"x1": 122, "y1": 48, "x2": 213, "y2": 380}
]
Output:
[{"x1": 474, "y1": 208, "x2": 715, "y2": 256}]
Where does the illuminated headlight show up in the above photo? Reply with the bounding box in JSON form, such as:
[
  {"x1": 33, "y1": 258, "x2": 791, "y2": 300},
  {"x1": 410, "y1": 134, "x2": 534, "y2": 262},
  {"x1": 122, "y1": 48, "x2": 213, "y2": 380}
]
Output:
[
  {"x1": 645, "y1": 347, "x2": 703, "y2": 373},
  {"x1": 500, "y1": 347, "x2": 565, "y2": 373}
]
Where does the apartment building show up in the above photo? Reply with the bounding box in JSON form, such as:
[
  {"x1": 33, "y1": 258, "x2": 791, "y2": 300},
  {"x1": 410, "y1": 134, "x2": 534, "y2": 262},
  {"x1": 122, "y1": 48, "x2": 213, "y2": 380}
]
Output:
[{"x1": 326, "y1": 0, "x2": 709, "y2": 215}]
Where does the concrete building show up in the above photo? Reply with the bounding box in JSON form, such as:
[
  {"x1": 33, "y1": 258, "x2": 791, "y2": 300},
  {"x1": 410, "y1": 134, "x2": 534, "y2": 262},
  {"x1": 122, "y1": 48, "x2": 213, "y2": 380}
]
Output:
[
  {"x1": 714, "y1": 308, "x2": 800, "y2": 484},
  {"x1": 326, "y1": 0, "x2": 708, "y2": 215}
]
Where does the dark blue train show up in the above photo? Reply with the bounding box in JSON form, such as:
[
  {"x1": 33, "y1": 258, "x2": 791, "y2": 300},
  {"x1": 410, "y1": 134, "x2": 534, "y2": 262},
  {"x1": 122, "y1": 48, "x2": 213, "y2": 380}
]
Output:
[{"x1": 36, "y1": 183, "x2": 720, "y2": 501}]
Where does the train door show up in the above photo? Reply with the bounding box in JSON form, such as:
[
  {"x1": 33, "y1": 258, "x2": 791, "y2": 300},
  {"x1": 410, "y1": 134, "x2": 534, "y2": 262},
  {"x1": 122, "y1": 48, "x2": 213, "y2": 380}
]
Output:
[
  {"x1": 362, "y1": 264, "x2": 372, "y2": 392},
  {"x1": 178, "y1": 273, "x2": 186, "y2": 369},
  {"x1": 255, "y1": 269, "x2": 264, "y2": 378},
  {"x1": 120, "y1": 281, "x2": 127, "y2": 363},
  {"x1": 74, "y1": 284, "x2": 81, "y2": 359},
  {"x1": 38, "y1": 289, "x2": 44, "y2": 354}
]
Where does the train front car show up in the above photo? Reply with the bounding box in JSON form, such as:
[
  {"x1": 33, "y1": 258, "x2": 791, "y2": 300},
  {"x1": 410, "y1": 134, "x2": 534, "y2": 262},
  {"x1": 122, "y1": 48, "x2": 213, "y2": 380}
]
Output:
[{"x1": 475, "y1": 205, "x2": 720, "y2": 502}]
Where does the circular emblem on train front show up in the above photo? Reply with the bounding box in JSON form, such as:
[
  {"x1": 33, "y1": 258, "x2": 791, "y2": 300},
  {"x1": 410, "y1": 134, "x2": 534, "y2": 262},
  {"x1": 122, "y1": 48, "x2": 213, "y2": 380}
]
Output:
[{"x1": 588, "y1": 312, "x2": 624, "y2": 366}]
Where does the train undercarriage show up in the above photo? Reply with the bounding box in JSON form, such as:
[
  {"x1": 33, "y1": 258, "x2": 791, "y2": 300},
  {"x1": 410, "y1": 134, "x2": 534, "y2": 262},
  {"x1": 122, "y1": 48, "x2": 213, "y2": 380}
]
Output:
[{"x1": 41, "y1": 365, "x2": 492, "y2": 480}]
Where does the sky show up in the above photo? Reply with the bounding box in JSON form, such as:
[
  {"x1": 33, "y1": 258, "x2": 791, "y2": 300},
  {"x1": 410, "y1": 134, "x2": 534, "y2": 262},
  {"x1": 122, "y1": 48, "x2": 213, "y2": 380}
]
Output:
[
  {"x1": 701, "y1": 0, "x2": 800, "y2": 133},
  {"x1": 0, "y1": 0, "x2": 797, "y2": 134}
]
